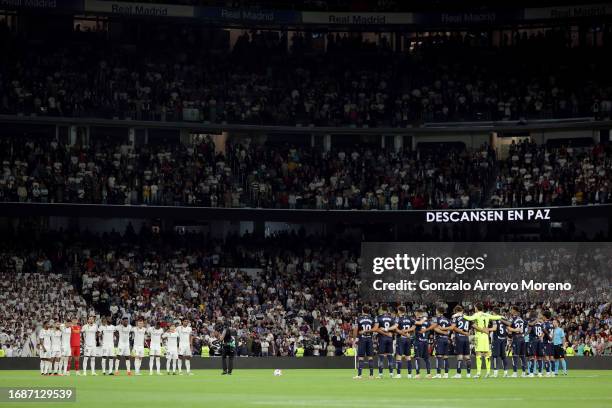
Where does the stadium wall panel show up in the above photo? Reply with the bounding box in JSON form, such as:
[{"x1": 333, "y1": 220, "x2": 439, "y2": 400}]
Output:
[
  {"x1": 0, "y1": 114, "x2": 607, "y2": 134},
  {"x1": 0, "y1": 357, "x2": 610, "y2": 370}
]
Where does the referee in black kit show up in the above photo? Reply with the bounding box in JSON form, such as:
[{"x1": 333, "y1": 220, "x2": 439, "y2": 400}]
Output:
[{"x1": 219, "y1": 322, "x2": 236, "y2": 375}]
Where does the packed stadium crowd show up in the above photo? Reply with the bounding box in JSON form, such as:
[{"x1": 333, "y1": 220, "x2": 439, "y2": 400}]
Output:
[
  {"x1": 2, "y1": 133, "x2": 611, "y2": 208},
  {"x1": 1, "y1": 24, "x2": 612, "y2": 126},
  {"x1": 1, "y1": 11, "x2": 611, "y2": 364},
  {"x1": 0, "y1": 227, "x2": 360, "y2": 358},
  {"x1": 0, "y1": 273, "x2": 90, "y2": 357},
  {"x1": 0, "y1": 227, "x2": 610, "y2": 361},
  {"x1": 0, "y1": 134, "x2": 496, "y2": 209},
  {"x1": 492, "y1": 140, "x2": 612, "y2": 207}
]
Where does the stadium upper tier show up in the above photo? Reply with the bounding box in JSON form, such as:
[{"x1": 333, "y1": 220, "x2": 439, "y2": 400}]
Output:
[
  {"x1": 0, "y1": 134, "x2": 610, "y2": 208},
  {"x1": 1, "y1": 26, "x2": 611, "y2": 125}
]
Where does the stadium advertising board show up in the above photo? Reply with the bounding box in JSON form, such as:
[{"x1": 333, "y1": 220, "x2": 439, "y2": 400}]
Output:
[
  {"x1": 0, "y1": 0, "x2": 82, "y2": 10},
  {"x1": 413, "y1": 10, "x2": 523, "y2": 26},
  {"x1": 197, "y1": 7, "x2": 300, "y2": 25},
  {"x1": 301, "y1": 11, "x2": 414, "y2": 25},
  {"x1": 84, "y1": 0, "x2": 194, "y2": 18},
  {"x1": 361, "y1": 242, "x2": 612, "y2": 303},
  {"x1": 524, "y1": 3, "x2": 612, "y2": 20}
]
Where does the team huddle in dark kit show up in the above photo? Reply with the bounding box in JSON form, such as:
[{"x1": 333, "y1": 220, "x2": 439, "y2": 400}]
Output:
[{"x1": 354, "y1": 303, "x2": 568, "y2": 379}]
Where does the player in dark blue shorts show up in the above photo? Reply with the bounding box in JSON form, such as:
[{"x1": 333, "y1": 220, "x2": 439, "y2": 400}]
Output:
[
  {"x1": 432, "y1": 306, "x2": 452, "y2": 378},
  {"x1": 541, "y1": 311, "x2": 555, "y2": 377},
  {"x1": 507, "y1": 306, "x2": 528, "y2": 377},
  {"x1": 490, "y1": 307, "x2": 511, "y2": 378},
  {"x1": 352, "y1": 305, "x2": 375, "y2": 379},
  {"x1": 527, "y1": 312, "x2": 538, "y2": 377},
  {"x1": 530, "y1": 312, "x2": 545, "y2": 377},
  {"x1": 393, "y1": 305, "x2": 416, "y2": 378},
  {"x1": 451, "y1": 305, "x2": 472, "y2": 378},
  {"x1": 413, "y1": 309, "x2": 434, "y2": 378},
  {"x1": 373, "y1": 304, "x2": 397, "y2": 378}
]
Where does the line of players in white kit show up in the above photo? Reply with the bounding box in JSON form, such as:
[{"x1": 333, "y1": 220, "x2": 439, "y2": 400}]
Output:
[{"x1": 37, "y1": 315, "x2": 195, "y2": 376}]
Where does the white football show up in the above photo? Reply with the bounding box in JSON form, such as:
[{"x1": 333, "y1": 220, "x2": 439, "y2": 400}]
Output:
[{"x1": 273, "y1": 369, "x2": 283, "y2": 376}]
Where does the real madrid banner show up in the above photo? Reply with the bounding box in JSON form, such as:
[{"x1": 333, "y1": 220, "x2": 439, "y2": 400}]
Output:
[
  {"x1": 524, "y1": 3, "x2": 612, "y2": 20},
  {"x1": 84, "y1": 0, "x2": 194, "y2": 18},
  {"x1": 301, "y1": 11, "x2": 414, "y2": 25},
  {"x1": 413, "y1": 10, "x2": 523, "y2": 26},
  {"x1": 0, "y1": 0, "x2": 83, "y2": 11},
  {"x1": 197, "y1": 7, "x2": 300, "y2": 25}
]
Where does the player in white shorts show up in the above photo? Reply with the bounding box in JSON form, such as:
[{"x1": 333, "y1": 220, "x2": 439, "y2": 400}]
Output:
[
  {"x1": 60, "y1": 319, "x2": 72, "y2": 375},
  {"x1": 81, "y1": 316, "x2": 98, "y2": 375},
  {"x1": 115, "y1": 317, "x2": 133, "y2": 375},
  {"x1": 132, "y1": 319, "x2": 147, "y2": 375},
  {"x1": 50, "y1": 322, "x2": 63, "y2": 375},
  {"x1": 98, "y1": 317, "x2": 116, "y2": 375},
  {"x1": 38, "y1": 321, "x2": 52, "y2": 375},
  {"x1": 176, "y1": 318, "x2": 193, "y2": 375},
  {"x1": 162, "y1": 324, "x2": 179, "y2": 375},
  {"x1": 148, "y1": 322, "x2": 164, "y2": 375}
]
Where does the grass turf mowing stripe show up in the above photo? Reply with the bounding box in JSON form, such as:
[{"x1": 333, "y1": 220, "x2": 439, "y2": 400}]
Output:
[{"x1": 0, "y1": 369, "x2": 610, "y2": 408}]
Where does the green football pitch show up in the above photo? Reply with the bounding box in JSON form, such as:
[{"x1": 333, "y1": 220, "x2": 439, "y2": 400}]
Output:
[{"x1": 0, "y1": 369, "x2": 611, "y2": 408}]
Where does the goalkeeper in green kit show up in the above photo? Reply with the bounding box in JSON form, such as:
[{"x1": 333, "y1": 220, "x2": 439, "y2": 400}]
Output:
[{"x1": 462, "y1": 303, "x2": 503, "y2": 378}]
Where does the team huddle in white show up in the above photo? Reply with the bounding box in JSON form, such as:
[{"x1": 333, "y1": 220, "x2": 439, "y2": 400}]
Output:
[{"x1": 37, "y1": 316, "x2": 194, "y2": 376}]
